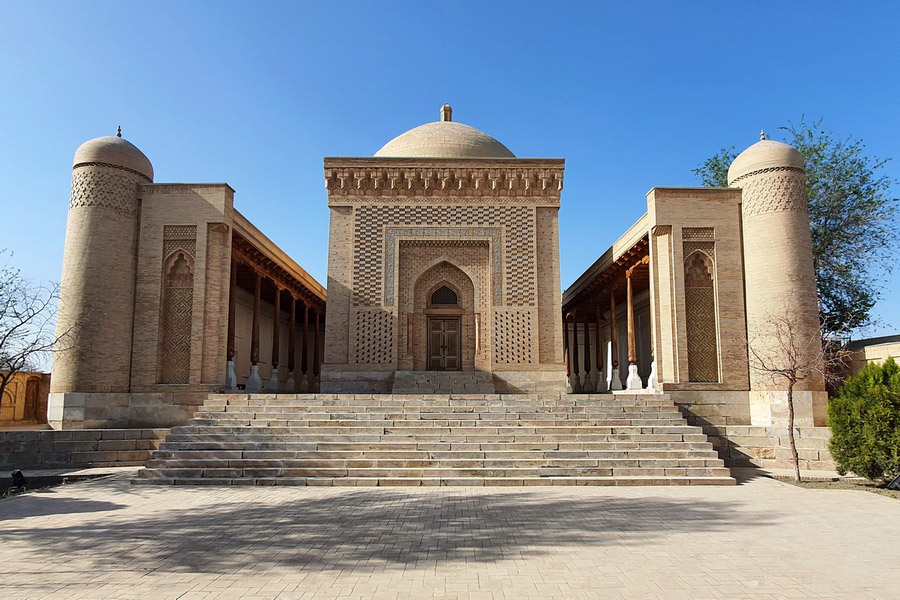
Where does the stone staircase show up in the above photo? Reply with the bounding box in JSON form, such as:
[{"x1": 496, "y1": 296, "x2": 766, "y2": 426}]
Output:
[
  {"x1": 391, "y1": 370, "x2": 495, "y2": 394},
  {"x1": 134, "y1": 393, "x2": 735, "y2": 486}
]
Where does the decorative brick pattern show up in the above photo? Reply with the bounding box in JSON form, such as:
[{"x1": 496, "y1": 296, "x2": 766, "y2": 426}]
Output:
[
  {"x1": 682, "y1": 227, "x2": 714, "y2": 241},
  {"x1": 353, "y1": 309, "x2": 394, "y2": 364},
  {"x1": 354, "y1": 205, "x2": 535, "y2": 306},
  {"x1": 683, "y1": 240, "x2": 715, "y2": 261},
  {"x1": 159, "y1": 225, "x2": 198, "y2": 384},
  {"x1": 387, "y1": 229, "x2": 499, "y2": 306},
  {"x1": 684, "y1": 251, "x2": 718, "y2": 383},
  {"x1": 70, "y1": 169, "x2": 142, "y2": 214},
  {"x1": 163, "y1": 225, "x2": 197, "y2": 259},
  {"x1": 729, "y1": 164, "x2": 804, "y2": 185},
  {"x1": 740, "y1": 172, "x2": 808, "y2": 216},
  {"x1": 493, "y1": 309, "x2": 535, "y2": 364}
]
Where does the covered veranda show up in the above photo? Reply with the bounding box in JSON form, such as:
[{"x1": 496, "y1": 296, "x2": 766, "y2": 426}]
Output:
[{"x1": 561, "y1": 217, "x2": 655, "y2": 393}]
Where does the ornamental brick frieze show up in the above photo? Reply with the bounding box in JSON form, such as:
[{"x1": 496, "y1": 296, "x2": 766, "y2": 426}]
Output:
[
  {"x1": 69, "y1": 168, "x2": 143, "y2": 214},
  {"x1": 325, "y1": 165, "x2": 563, "y2": 202},
  {"x1": 739, "y1": 171, "x2": 809, "y2": 216}
]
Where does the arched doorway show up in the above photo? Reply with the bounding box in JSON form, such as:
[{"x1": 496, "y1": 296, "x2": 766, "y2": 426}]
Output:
[
  {"x1": 409, "y1": 261, "x2": 478, "y2": 371},
  {"x1": 426, "y1": 284, "x2": 462, "y2": 370}
]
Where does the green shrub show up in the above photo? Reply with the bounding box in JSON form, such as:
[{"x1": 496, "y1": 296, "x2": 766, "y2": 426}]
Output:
[{"x1": 828, "y1": 357, "x2": 900, "y2": 482}]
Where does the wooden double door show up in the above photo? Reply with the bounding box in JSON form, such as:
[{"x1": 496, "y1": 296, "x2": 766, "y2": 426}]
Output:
[{"x1": 427, "y1": 317, "x2": 461, "y2": 371}]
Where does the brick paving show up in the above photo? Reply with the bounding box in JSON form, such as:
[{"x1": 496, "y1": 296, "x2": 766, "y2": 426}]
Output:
[{"x1": 0, "y1": 472, "x2": 897, "y2": 599}]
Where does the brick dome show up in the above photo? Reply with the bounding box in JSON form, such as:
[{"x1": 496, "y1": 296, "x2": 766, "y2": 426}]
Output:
[
  {"x1": 74, "y1": 134, "x2": 154, "y2": 180},
  {"x1": 375, "y1": 105, "x2": 515, "y2": 159},
  {"x1": 728, "y1": 139, "x2": 804, "y2": 184}
]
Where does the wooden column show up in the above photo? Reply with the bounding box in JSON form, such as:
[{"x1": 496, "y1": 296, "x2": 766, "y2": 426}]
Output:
[
  {"x1": 594, "y1": 304, "x2": 604, "y2": 374},
  {"x1": 571, "y1": 315, "x2": 579, "y2": 379},
  {"x1": 609, "y1": 286, "x2": 618, "y2": 369},
  {"x1": 313, "y1": 308, "x2": 321, "y2": 377},
  {"x1": 245, "y1": 270, "x2": 263, "y2": 391},
  {"x1": 226, "y1": 260, "x2": 237, "y2": 362},
  {"x1": 288, "y1": 296, "x2": 296, "y2": 373},
  {"x1": 271, "y1": 286, "x2": 281, "y2": 371},
  {"x1": 251, "y1": 273, "x2": 261, "y2": 366},
  {"x1": 570, "y1": 313, "x2": 581, "y2": 392},
  {"x1": 582, "y1": 320, "x2": 591, "y2": 379},
  {"x1": 626, "y1": 270, "x2": 636, "y2": 366},
  {"x1": 301, "y1": 302, "x2": 309, "y2": 376}
]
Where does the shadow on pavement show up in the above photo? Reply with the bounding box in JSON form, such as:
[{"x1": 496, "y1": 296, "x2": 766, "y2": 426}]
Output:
[
  {"x1": 0, "y1": 490, "x2": 126, "y2": 521},
  {"x1": 0, "y1": 481, "x2": 775, "y2": 573}
]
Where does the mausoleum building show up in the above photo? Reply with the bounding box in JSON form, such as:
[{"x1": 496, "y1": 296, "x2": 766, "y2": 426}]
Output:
[
  {"x1": 39, "y1": 107, "x2": 834, "y2": 480},
  {"x1": 320, "y1": 105, "x2": 566, "y2": 394}
]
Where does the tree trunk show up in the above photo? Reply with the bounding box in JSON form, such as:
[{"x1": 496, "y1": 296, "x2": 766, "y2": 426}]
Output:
[
  {"x1": 0, "y1": 373, "x2": 12, "y2": 408},
  {"x1": 787, "y1": 381, "x2": 801, "y2": 482}
]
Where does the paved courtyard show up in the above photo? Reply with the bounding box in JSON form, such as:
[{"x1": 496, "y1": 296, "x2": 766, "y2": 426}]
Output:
[{"x1": 0, "y1": 473, "x2": 897, "y2": 599}]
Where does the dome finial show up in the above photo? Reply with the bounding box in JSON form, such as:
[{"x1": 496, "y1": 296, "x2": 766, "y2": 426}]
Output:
[
  {"x1": 117, "y1": 126, "x2": 122, "y2": 138},
  {"x1": 440, "y1": 104, "x2": 452, "y2": 122},
  {"x1": 760, "y1": 129, "x2": 766, "y2": 141}
]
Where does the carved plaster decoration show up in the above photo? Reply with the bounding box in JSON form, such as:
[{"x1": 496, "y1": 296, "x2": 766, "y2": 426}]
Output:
[{"x1": 325, "y1": 165, "x2": 564, "y2": 202}]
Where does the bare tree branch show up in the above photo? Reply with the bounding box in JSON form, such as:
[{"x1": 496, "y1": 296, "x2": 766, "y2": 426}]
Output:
[
  {"x1": 745, "y1": 306, "x2": 851, "y2": 482},
  {"x1": 0, "y1": 251, "x2": 78, "y2": 406}
]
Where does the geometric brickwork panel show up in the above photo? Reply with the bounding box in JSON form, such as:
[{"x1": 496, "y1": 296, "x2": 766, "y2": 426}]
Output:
[
  {"x1": 682, "y1": 227, "x2": 714, "y2": 241},
  {"x1": 684, "y1": 251, "x2": 719, "y2": 383},
  {"x1": 493, "y1": 309, "x2": 534, "y2": 364},
  {"x1": 163, "y1": 225, "x2": 197, "y2": 259},
  {"x1": 353, "y1": 308, "x2": 394, "y2": 364},
  {"x1": 387, "y1": 229, "x2": 499, "y2": 306},
  {"x1": 158, "y1": 225, "x2": 197, "y2": 384},
  {"x1": 160, "y1": 287, "x2": 193, "y2": 383},
  {"x1": 70, "y1": 169, "x2": 140, "y2": 215},
  {"x1": 352, "y1": 205, "x2": 536, "y2": 307},
  {"x1": 739, "y1": 170, "x2": 808, "y2": 216},
  {"x1": 683, "y1": 240, "x2": 715, "y2": 262}
]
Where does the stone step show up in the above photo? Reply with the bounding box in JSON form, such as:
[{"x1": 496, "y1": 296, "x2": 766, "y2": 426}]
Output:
[
  {"x1": 140, "y1": 465, "x2": 733, "y2": 479},
  {"x1": 162, "y1": 434, "x2": 711, "y2": 445},
  {"x1": 181, "y1": 422, "x2": 702, "y2": 433},
  {"x1": 152, "y1": 447, "x2": 719, "y2": 459},
  {"x1": 196, "y1": 408, "x2": 684, "y2": 417},
  {"x1": 136, "y1": 391, "x2": 733, "y2": 486},
  {"x1": 211, "y1": 400, "x2": 679, "y2": 406},
  {"x1": 145, "y1": 457, "x2": 724, "y2": 470},
  {"x1": 133, "y1": 475, "x2": 736, "y2": 486},
  {"x1": 188, "y1": 417, "x2": 689, "y2": 428},
  {"x1": 158, "y1": 441, "x2": 716, "y2": 453},
  {"x1": 203, "y1": 395, "x2": 675, "y2": 406}
]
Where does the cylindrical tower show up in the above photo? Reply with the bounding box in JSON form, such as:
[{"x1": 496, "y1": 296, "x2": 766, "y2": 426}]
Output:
[
  {"x1": 51, "y1": 132, "x2": 153, "y2": 395},
  {"x1": 728, "y1": 137, "x2": 826, "y2": 426}
]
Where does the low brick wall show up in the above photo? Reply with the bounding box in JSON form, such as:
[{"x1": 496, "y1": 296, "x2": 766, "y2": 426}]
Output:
[{"x1": 0, "y1": 428, "x2": 169, "y2": 470}]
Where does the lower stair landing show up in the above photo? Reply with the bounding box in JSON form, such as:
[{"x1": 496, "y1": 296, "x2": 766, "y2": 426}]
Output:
[
  {"x1": 135, "y1": 393, "x2": 735, "y2": 486},
  {"x1": 391, "y1": 371, "x2": 495, "y2": 394}
]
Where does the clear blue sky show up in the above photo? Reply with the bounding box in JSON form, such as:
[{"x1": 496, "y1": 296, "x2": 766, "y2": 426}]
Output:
[{"x1": 1, "y1": 1, "x2": 897, "y2": 337}]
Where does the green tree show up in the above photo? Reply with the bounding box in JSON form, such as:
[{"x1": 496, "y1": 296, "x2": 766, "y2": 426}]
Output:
[
  {"x1": 828, "y1": 357, "x2": 900, "y2": 483},
  {"x1": 694, "y1": 119, "x2": 899, "y2": 336},
  {"x1": 691, "y1": 146, "x2": 735, "y2": 187}
]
